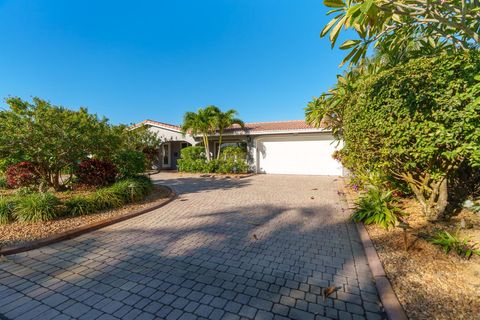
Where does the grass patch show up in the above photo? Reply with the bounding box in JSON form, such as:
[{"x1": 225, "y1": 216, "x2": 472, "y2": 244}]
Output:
[
  {"x1": 14, "y1": 192, "x2": 61, "y2": 222},
  {"x1": 0, "y1": 196, "x2": 15, "y2": 224}
]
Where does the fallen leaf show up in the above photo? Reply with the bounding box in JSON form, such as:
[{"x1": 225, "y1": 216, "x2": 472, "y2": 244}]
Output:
[
  {"x1": 310, "y1": 196, "x2": 315, "y2": 200},
  {"x1": 323, "y1": 285, "x2": 336, "y2": 301},
  {"x1": 253, "y1": 234, "x2": 258, "y2": 240},
  {"x1": 312, "y1": 188, "x2": 318, "y2": 191}
]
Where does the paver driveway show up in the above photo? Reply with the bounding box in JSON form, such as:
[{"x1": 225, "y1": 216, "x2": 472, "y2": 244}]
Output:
[{"x1": 0, "y1": 173, "x2": 384, "y2": 320}]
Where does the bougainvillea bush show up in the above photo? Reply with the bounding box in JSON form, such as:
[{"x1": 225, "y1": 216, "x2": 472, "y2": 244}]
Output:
[
  {"x1": 75, "y1": 159, "x2": 117, "y2": 187},
  {"x1": 5, "y1": 162, "x2": 40, "y2": 188}
]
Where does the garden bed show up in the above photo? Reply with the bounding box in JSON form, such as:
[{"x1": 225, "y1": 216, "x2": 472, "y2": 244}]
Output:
[
  {"x1": 342, "y1": 182, "x2": 480, "y2": 320},
  {"x1": 0, "y1": 185, "x2": 172, "y2": 250}
]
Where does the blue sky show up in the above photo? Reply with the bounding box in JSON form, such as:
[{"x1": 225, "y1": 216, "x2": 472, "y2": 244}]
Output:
[{"x1": 0, "y1": 0, "x2": 346, "y2": 125}]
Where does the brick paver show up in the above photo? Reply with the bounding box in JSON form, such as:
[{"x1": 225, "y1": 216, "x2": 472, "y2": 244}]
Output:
[{"x1": 0, "y1": 173, "x2": 384, "y2": 319}]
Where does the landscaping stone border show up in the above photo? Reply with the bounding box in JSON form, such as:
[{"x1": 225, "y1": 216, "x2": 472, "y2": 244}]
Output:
[
  {"x1": 341, "y1": 179, "x2": 408, "y2": 320},
  {"x1": 0, "y1": 186, "x2": 176, "y2": 256}
]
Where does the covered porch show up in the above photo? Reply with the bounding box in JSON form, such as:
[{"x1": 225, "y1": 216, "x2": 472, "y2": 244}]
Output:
[{"x1": 155, "y1": 140, "x2": 192, "y2": 170}]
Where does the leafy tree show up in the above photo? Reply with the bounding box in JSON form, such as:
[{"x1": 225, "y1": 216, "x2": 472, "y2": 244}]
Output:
[
  {"x1": 213, "y1": 109, "x2": 244, "y2": 159},
  {"x1": 321, "y1": 0, "x2": 480, "y2": 66},
  {"x1": 114, "y1": 124, "x2": 162, "y2": 168},
  {"x1": 0, "y1": 97, "x2": 115, "y2": 190},
  {"x1": 339, "y1": 52, "x2": 480, "y2": 221},
  {"x1": 113, "y1": 150, "x2": 147, "y2": 178}
]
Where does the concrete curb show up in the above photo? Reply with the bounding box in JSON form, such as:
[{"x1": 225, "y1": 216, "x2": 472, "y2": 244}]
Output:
[
  {"x1": 0, "y1": 187, "x2": 177, "y2": 256},
  {"x1": 341, "y1": 180, "x2": 408, "y2": 320}
]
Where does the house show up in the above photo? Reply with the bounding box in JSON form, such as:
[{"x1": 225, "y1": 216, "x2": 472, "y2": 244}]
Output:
[{"x1": 138, "y1": 119, "x2": 343, "y2": 176}]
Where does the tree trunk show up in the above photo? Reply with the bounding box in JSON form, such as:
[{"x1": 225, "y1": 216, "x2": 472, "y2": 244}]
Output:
[
  {"x1": 217, "y1": 132, "x2": 223, "y2": 159},
  {"x1": 424, "y1": 177, "x2": 448, "y2": 221},
  {"x1": 52, "y1": 171, "x2": 61, "y2": 191},
  {"x1": 203, "y1": 134, "x2": 211, "y2": 161},
  {"x1": 398, "y1": 172, "x2": 449, "y2": 222}
]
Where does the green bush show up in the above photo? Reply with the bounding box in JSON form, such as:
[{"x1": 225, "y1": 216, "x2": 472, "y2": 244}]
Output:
[
  {"x1": 113, "y1": 150, "x2": 147, "y2": 178},
  {"x1": 351, "y1": 185, "x2": 403, "y2": 229},
  {"x1": 66, "y1": 176, "x2": 154, "y2": 215},
  {"x1": 429, "y1": 230, "x2": 480, "y2": 259},
  {"x1": 109, "y1": 176, "x2": 153, "y2": 203},
  {"x1": 0, "y1": 196, "x2": 15, "y2": 224},
  {"x1": 14, "y1": 192, "x2": 61, "y2": 222},
  {"x1": 177, "y1": 146, "x2": 208, "y2": 173},
  {"x1": 178, "y1": 146, "x2": 249, "y2": 174},
  {"x1": 216, "y1": 146, "x2": 249, "y2": 174},
  {"x1": 65, "y1": 196, "x2": 95, "y2": 216},
  {"x1": 338, "y1": 52, "x2": 480, "y2": 221},
  {"x1": 0, "y1": 176, "x2": 7, "y2": 189},
  {"x1": 91, "y1": 188, "x2": 124, "y2": 210}
]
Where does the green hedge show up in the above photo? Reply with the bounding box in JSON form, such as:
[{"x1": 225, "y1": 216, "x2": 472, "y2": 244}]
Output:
[
  {"x1": 340, "y1": 51, "x2": 480, "y2": 177},
  {"x1": 177, "y1": 146, "x2": 249, "y2": 174}
]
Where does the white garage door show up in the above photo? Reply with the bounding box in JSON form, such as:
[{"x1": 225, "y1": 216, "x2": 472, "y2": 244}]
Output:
[{"x1": 256, "y1": 135, "x2": 343, "y2": 176}]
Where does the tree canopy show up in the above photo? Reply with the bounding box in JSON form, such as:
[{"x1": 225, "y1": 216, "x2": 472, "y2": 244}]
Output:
[
  {"x1": 321, "y1": 0, "x2": 480, "y2": 67},
  {"x1": 0, "y1": 97, "x2": 160, "y2": 190}
]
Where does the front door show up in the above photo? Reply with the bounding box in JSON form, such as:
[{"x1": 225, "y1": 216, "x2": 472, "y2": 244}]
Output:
[{"x1": 162, "y1": 143, "x2": 171, "y2": 168}]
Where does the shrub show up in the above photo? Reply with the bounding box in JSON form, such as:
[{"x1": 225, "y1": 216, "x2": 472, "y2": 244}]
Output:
[
  {"x1": 177, "y1": 146, "x2": 208, "y2": 173},
  {"x1": 178, "y1": 146, "x2": 249, "y2": 174},
  {"x1": 351, "y1": 185, "x2": 403, "y2": 229},
  {"x1": 75, "y1": 158, "x2": 117, "y2": 186},
  {"x1": 339, "y1": 52, "x2": 480, "y2": 221},
  {"x1": 0, "y1": 176, "x2": 7, "y2": 189},
  {"x1": 64, "y1": 176, "x2": 153, "y2": 215},
  {"x1": 5, "y1": 162, "x2": 40, "y2": 188},
  {"x1": 216, "y1": 146, "x2": 249, "y2": 174},
  {"x1": 65, "y1": 196, "x2": 95, "y2": 216},
  {"x1": 91, "y1": 188, "x2": 124, "y2": 210},
  {"x1": 113, "y1": 150, "x2": 146, "y2": 178},
  {"x1": 0, "y1": 196, "x2": 15, "y2": 224},
  {"x1": 110, "y1": 176, "x2": 153, "y2": 203},
  {"x1": 14, "y1": 192, "x2": 61, "y2": 222},
  {"x1": 429, "y1": 230, "x2": 480, "y2": 259}
]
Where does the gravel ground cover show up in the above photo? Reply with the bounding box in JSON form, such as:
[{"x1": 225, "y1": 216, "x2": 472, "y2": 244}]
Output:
[{"x1": 343, "y1": 182, "x2": 480, "y2": 320}]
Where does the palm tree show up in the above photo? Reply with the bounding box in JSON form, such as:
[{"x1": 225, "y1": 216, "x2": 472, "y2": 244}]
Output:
[
  {"x1": 181, "y1": 106, "x2": 219, "y2": 161},
  {"x1": 214, "y1": 109, "x2": 244, "y2": 159}
]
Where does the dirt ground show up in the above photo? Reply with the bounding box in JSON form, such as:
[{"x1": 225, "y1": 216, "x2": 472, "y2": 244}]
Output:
[
  {"x1": 343, "y1": 183, "x2": 480, "y2": 320},
  {"x1": 0, "y1": 185, "x2": 171, "y2": 249}
]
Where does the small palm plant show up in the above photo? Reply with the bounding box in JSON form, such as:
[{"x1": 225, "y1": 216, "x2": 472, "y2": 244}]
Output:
[
  {"x1": 351, "y1": 184, "x2": 403, "y2": 229},
  {"x1": 214, "y1": 109, "x2": 244, "y2": 159},
  {"x1": 429, "y1": 230, "x2": 480, "y2": 259},
  {"x1": 182, "y1": 106, "x2": 219, "y2": 161},
  {"x1": 181, "y1": 106, "x2": 244, "y2": 161}
]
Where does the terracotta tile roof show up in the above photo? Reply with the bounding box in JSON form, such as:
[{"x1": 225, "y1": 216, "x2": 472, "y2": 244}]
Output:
[
  {"x1": 224, "y1": 120, "x2": 325, "y2": 134},
  {"x1": 139, "y1": 119, "x2": 328, "y2": 135},
  {"x1": 140, "y1": 119, "x2": 182, "y2": 132}
]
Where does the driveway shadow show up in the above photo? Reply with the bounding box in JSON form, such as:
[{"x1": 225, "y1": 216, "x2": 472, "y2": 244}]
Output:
[{"x1": 1, "y1": 202, "x2": 387, "y2": 320}]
